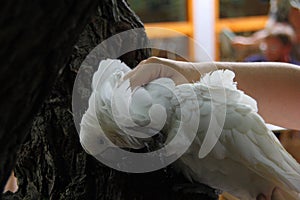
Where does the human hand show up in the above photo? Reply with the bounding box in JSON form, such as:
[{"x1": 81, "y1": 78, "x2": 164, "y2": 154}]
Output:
[{"x1": 123, "y1": 57, "x2": 202, "y2": 90}]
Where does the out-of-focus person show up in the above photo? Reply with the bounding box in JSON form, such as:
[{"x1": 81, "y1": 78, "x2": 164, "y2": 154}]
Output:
[
  {"x1": 245, "y1": 22, "x2": 300, "y2": 64},
  {"x1": 232, "y1": 0, "x2": 300, "y2": 61}
]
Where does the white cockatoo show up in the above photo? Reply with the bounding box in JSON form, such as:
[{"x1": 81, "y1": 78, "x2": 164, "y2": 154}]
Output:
[{"x1": 79, "y1": 59, "x2": 300, "y2": 200}]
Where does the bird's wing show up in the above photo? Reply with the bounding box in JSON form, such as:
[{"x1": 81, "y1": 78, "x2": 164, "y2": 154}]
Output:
[
  {"x1": 173, "y1": 70, "x2": 300, "y2": 199},
  {"x1": 197, "y1": 70, "x2": 300, "y2": 194},
  {"x1": 222, "y1": 106, "x2": 300, "y2": 193},
  {"x1": 196, "y1": 70, "x2": 257, "y2": 159}
]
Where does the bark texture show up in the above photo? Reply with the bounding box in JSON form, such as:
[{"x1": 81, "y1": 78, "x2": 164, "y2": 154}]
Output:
[
  {"x1": 2, "y1": 0, "x2": 220, "y2": 199},
  {"x1": 0, "y1": 0, "x2": 98, "y2": 192}
]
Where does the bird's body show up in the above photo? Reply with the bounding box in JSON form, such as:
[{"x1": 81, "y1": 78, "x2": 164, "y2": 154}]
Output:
[{"x1": 79, "y1": 59, "x2": 300, "y2": 200}]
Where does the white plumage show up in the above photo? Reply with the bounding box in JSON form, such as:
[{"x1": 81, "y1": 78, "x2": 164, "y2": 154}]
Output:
[{"x1": 79, "y1": 59, "x2": 300, "y2": 200}]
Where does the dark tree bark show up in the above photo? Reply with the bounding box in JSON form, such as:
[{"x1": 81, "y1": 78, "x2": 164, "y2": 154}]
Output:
[
  {"x1": 0, "y1": 0, "x2": 98, "y2": 193},
  {"x1": 2, "y1": 0, "x2": 220, "y2": 199}
]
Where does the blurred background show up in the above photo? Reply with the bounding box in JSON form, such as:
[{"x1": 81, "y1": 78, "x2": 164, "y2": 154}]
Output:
[
  {"x1": 127, "y1": 0, "x2": 299, "y2": 63},
  {"x1": 127, "y1": 0, "x2": 270, "y2": 61}
]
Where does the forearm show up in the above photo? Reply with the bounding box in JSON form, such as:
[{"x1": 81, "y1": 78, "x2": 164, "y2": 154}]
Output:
[
  {"x1": 188, "y1": 61, "x2": 300, "y2": 130},
  {"x1": 127, "y1": 57, "x2": 300, "y2": 130}
]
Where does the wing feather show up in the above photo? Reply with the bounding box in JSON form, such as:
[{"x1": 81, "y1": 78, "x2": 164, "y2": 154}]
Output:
[{"x1": 224, "y1": 105, "x2": 300, "y2": 193}]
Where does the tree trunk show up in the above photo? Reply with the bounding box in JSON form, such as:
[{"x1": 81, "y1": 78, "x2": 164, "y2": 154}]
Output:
[
  {"x1": 0, "y1": 0, "x2": 98, "y2": 193},
  {"x1": 2, "y1": 0, "x2": 220, "y2": 199}
]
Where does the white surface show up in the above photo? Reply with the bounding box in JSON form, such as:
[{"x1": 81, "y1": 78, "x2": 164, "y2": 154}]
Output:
[
  {"x1": 266, "y1": 123, "x2": 287, "y2": 131},
  {"x1": 193, "y1": 0, "x2": 215, "y2": 61}
]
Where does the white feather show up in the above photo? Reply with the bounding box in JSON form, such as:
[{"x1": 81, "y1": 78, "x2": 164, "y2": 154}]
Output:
[{"x1": 80, "y1": 59, "x2": 300, "y2": 200}]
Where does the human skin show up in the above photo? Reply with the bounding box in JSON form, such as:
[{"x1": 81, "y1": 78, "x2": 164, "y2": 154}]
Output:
[
  {"x1": 262, "y1": 36, "x2": 292, "y2": 62},
  {"x1": 124, "y1": 57, "x2": 300, "y2": 130}
]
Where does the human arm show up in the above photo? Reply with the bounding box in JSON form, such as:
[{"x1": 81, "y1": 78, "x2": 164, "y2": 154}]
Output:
[
  {"x1": 124, "y1": 57, "x2": 300, "y2": 130},
  {"x1": 231, "y1": 29, "x2": 268, "y2": 49}
]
